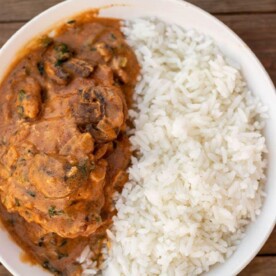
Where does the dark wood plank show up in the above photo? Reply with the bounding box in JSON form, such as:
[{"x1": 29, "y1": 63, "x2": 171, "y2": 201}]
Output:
[
  {"x1": 217, "y1": 14, "x2": 276, "y2": 85},
  {"x1": 0, "y1": 0, "x2": 62, "y2": 22},
  {"x1": 0, "y1": 22, "x2": 25, "y2": 47},
  {"x1": 0, "y1": 1, "x2": 276, "y2": 22},
  {"x1": 239, "y1": 256, "x2": 276, "y2": 275},
  {"x1": 260, "y1": 227, "x2": 276, "y2": 255},
  {"x1": 190, "y1": 0, "x2": 276, "y2": 14},
  {"x1": 0, "y1": 264, "x2": 11, "y2": 276},
  {"x1": 1, "y1": 256, "x2": 276, "y2": 275}
]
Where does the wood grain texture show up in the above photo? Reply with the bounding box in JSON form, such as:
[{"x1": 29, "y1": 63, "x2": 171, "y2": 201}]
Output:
[
  {"x1": 217, "y1": 14, "x2": 276, "y2": 85},
  {"x1": 239, "y1": 256, "x2": 276, "y2": 275},
  {"x1": 0, "y1": 0, "x2": 61, "y2": 22},
  {"x1": 0, "y1": 264, "x2": 11, "y2": 276},
  {"x1": 1, "y1": 257, "x2": 276, "y2": 276},
  {"x1": 260, "y1": 228, "x2": 276, "y2": 255},
  {"x1": 0, "y1": 22, "x2": 24, "y2": 46},
  {"x1": 0, "y1": 0, "x2": 276, "y2": 21},
  {"x1": 190, "y1": 0, "x2": 276, "y2": 14}
]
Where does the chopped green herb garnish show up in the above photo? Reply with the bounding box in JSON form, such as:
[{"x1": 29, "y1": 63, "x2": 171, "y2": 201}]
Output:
[
  {"x1": 18, "y1": 90, "x2": 26, "y2": 102},
  {"x1": 41, "y1": 36, "x2": 53, "y2": 48},
  {"x1": 55, "y1": 59, "x2": 64, "y2": 67},
  {"x1": 15, "y1": 198, "x2": 20, "y2": 207},
  {"x1": 79, "y1": 165, "x2": 87, "y2": 177},
  {"x1": 48, "y1": 206, "x2": 64, "y2": 217},
  {"x1": 77, "y1": 160, "x2": 90, "y2": 178},
  {"x1": 110, "y1": 33, "x2": 116, "y2": 40},
  {"x1": 17, "y1": 106, "x2": 24, "y2": 117},
  {"x1": 27, "y1": 190, "x2": 36, "y2": 198},
  {"x1": 67, "y1": 19, "x2": 76, "y2": 24},
  {"x1": 55, "y1": 43, "x2": 69, "y2": 54},
  {"x1": 60, "y1": 43, "x2": 68, "y2": 53},
  {"x1": 55, "y1": 43, "x2": 71, "y2": 62},
  {"x1": 90, "y1": 47, "x2": 96, "y2": 51}
]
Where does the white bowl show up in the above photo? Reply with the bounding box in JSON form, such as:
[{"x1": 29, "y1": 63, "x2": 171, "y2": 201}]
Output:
[{"x1": 0, "y1": 0, "x2": 275, "y2": 275}]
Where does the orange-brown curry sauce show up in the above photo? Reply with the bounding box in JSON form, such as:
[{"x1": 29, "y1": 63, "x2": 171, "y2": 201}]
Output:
[{"x1": 0, "y1": 12, "x2": 139, "y2": 275}]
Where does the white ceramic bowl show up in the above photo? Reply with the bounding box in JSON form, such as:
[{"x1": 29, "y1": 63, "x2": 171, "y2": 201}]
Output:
[{"x1": 0, "y1": 0, "x2": 275, "y2": 275}]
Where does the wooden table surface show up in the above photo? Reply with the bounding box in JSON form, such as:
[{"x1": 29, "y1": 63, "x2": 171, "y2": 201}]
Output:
[{"x1": 0, "y1": 0, "x2": 275, "y2": 275}]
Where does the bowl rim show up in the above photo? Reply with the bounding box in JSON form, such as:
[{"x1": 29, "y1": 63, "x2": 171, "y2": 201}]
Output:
[{"x1": 0, "y1": 0, "x2": 275, "y2": 276}]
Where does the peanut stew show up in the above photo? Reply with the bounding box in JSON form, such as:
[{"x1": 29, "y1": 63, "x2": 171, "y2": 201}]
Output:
[{"x1": 0, "y1": 13, "x2": 139, "y2": 275}]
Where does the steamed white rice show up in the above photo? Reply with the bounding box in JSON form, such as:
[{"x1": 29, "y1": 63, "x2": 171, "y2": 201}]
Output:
[{"x1": 79, "y1": 17, "x2": 268, "y2": 276}]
